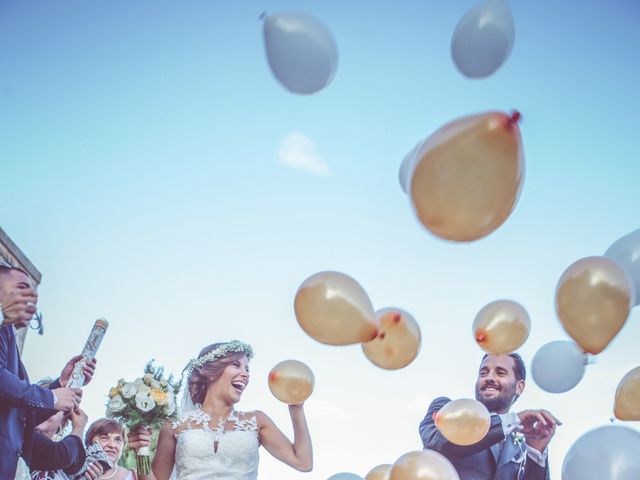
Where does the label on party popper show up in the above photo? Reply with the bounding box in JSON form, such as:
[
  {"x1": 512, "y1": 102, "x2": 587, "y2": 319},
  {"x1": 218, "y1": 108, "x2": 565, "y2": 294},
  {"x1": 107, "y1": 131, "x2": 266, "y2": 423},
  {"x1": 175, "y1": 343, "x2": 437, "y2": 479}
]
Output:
[{"x1": 67, "y1": 318, "x2": 109, "y2": 388}]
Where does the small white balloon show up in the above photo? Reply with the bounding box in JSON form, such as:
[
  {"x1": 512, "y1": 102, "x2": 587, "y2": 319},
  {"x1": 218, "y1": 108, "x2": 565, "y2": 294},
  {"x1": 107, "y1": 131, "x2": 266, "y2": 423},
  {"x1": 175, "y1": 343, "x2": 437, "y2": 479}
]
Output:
[
  {"x1": 605, "y1": 229, "x2": 640, "y2": 306},
  {"x1": 327, "y1": 474, "x2": 364, "y2": 480},
  {"x1": 563, "y1": 425, "x2": 640, "y2": 480},
  {"x1": 531, "y1": 340, "x2": 587, "y2": 393},
  {"x1": 399, "y1": 139, "x2": 425, "y2": 194},
  {"x1": 262, "y1": 12, "x2": 338, "y2": 94},
  {"x1": 451, "y1": 0, "x2": 515, "y2": 78}
]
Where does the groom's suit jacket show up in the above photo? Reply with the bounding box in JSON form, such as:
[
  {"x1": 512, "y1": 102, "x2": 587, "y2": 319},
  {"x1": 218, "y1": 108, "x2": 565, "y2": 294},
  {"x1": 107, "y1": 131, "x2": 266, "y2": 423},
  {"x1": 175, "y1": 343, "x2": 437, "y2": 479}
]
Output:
[
  {"x1": 419, "y1": 397, "x2": 550, "y2": 480},
  {"x1": 0, "y1": 325, "x2": 59, "y2": 478}
]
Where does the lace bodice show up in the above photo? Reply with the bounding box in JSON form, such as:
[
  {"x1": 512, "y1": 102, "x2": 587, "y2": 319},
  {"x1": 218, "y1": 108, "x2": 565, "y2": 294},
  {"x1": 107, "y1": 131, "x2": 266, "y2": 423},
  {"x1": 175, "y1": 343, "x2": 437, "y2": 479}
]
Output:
[{"x1": 172, "y1": 409, "x2": 259, "y2": 480}]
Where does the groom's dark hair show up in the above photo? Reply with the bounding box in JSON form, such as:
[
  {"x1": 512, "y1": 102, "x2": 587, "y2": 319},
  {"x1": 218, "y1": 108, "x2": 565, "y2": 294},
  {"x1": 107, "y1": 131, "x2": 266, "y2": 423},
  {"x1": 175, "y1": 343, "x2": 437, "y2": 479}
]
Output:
[{"x1": 481, "y1": 352, "x2": 526, "y2": 382}]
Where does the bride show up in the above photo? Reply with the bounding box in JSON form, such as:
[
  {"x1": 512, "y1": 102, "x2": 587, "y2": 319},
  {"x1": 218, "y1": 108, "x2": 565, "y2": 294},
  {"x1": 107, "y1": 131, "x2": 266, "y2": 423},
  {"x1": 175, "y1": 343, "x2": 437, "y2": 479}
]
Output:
[{"x1": 127, "y1": 340, "x2": 312, "y2": 479}]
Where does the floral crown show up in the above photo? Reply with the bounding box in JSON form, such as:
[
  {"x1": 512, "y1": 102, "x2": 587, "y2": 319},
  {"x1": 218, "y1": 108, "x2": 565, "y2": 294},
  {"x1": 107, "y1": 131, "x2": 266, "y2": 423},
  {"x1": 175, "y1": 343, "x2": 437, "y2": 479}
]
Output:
[{"x1": 184, "y1": 340, "x2": 254, "y2": 377}]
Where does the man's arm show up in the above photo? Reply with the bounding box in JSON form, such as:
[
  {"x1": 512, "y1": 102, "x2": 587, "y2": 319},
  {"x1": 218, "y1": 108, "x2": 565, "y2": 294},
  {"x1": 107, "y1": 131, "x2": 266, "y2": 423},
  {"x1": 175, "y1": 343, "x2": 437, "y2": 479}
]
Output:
[
  {"x1": 29, "y1": 431, "x2": 86, "y2": 473},
  {"x1": 419, "y1": 396, "x2": 506, "y2": 460}
]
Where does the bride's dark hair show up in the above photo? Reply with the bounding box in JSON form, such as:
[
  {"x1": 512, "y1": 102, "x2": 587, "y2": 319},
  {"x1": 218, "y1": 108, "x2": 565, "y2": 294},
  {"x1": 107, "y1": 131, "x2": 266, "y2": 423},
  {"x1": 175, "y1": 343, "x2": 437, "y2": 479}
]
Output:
[{"x1": 188, "y1": 343, "x2": 247, "y2": 405}]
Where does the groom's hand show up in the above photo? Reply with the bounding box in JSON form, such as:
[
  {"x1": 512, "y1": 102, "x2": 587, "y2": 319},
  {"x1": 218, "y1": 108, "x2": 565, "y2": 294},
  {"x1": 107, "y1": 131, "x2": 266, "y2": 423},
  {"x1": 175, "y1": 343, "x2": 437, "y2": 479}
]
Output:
[
  {"x1": 518, "y1": 409, "x2": 561, "y2": 452},
  {"x1": 59, "y1": 355, "x2": 98, "y2": 386}
]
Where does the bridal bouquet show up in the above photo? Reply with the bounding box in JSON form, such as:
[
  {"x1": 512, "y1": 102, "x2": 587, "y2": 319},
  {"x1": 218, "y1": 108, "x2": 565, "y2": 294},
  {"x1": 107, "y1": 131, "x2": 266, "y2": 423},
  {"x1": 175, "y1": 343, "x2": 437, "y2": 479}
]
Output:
[{"x1": 105, "y1": 361, "x2": 181, "y2": 474}]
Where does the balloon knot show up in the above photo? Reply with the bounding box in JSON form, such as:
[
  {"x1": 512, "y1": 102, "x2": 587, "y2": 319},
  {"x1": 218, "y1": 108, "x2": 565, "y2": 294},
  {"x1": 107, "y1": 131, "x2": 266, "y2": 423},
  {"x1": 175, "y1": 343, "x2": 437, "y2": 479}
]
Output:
[
  {"x1": 509, "y1": 110, "x2": 522, "y2": 125},
  {"x1": 392, "y1": 313, "x2": 402, "y2": 324},
  {"x1": 378, "y1": 331, "x2": 386, "y2": 340},
  {"x1": 475, "y1": 332, "x2": 486, "y2": 343},
  {"x1": 268, "y1": 372, "x2": 277, "y2": 382},
  {"x1": 259, "y1": 11, "x2": 267, "y2": 21}
]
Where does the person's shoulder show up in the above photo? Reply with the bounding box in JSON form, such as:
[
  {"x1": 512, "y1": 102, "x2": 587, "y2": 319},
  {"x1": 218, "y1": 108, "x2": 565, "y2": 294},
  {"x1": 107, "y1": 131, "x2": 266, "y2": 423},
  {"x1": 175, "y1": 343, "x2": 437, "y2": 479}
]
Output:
[{"x1": 428, "y1": 396, "x2": 452, "y2": 409}]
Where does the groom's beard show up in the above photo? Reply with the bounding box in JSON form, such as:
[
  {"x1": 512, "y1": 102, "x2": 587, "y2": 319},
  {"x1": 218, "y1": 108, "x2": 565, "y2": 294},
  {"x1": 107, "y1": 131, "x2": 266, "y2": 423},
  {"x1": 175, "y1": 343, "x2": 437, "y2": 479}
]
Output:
[{"x1": 475, "y1": 381, "x2": 518, "y2": 413}]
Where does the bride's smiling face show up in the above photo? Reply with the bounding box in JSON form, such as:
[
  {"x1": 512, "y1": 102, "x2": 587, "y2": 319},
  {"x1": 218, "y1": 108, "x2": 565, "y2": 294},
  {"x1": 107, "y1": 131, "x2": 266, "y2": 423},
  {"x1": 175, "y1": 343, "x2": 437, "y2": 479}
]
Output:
[{"x1": 215, "y1": 354, "x2": 250, "y2": 403}]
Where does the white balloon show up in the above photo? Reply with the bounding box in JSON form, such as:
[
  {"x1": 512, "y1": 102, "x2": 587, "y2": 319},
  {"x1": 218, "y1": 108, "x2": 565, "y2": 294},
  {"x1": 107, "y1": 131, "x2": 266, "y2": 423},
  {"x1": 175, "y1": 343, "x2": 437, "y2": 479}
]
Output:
[
  {"x1": 327, "y1": 474, "x2": 364, "y2": 480},
  {"x1": 451, "y1": 0, "x2": 515, "y2": 78},
  {"x1": 262, "y1": 12, "x2": 338, "y2": 94},
  {"x1": 604, "y1": 229, "x2": 640, "y2": 307},
  {"x1": 399, "y1": 138, "x2": 425, "y2": 194},
  {"x1": 562, "y1": 425, "x2": 640, "y2": 480},
  {"x1": 531, "y1": 340, "x2": 587, "y2": 393}
]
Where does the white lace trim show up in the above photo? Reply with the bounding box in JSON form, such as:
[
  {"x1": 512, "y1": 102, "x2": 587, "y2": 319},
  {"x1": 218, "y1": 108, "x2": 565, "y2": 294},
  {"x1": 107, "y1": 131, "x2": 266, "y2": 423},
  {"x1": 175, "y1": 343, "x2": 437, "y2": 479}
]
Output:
[{"x1": 172, "y1": 408, "x2": 258, "y2": 440}]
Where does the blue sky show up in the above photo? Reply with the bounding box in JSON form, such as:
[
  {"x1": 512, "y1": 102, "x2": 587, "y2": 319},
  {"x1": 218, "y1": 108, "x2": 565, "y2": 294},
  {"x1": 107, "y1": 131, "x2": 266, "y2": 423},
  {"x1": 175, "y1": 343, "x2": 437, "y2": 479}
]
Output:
[{"x1": 1, "y1": 1, "x2": 639, "y2": 478}]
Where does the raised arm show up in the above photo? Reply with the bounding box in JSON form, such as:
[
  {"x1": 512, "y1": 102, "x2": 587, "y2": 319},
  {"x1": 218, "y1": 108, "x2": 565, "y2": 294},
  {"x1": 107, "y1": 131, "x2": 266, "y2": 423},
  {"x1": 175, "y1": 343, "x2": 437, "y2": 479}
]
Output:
[
  {"x1": 419, "y1": 396, "x2": 506, "y2": 460},
  {"x1": 257, "y1": 404, "x2": 312, "y2": 472}
]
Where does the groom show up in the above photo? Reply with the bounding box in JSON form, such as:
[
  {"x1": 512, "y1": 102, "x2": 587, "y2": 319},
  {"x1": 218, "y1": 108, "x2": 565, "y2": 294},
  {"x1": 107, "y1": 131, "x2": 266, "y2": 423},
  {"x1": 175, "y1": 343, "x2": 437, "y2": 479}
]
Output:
[{"x1": 419, "y1": 353, "x2": 559, "y2": 480}]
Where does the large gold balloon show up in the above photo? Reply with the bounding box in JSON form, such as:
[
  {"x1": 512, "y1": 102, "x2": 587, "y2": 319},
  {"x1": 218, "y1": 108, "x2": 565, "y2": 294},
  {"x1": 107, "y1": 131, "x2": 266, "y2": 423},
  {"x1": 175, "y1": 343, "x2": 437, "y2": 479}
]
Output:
[
  {"x1": 614, "y1": 366, "x2": 640, "y2": 420},
  {"x1": 410, "y1": 111, "x2": 524, "y2": 242},
  {"x1": 268, "y1": 359, "x2": 315, "y2": 404},
  {"x1": 434, "y1": 398, "x2": 491, "y2": 446},
  {"x1": 365, "y1": 464, "x2": 392, "y2": 480},
  {"x1": 390, "y1": 450, "x2": 459, "y2": 480},
  {"x1": 362, "y1": 308, "x2": 421, "y2": 370},
  {"x1": 556, "y1": 256, "x2": 633, "y2": 354},
  {"x1": 473, "y1": 300, "x2": 530, "y2": 355},
  {"x1": 294, "y1": 271, "x2": 378, "y2": 345}
]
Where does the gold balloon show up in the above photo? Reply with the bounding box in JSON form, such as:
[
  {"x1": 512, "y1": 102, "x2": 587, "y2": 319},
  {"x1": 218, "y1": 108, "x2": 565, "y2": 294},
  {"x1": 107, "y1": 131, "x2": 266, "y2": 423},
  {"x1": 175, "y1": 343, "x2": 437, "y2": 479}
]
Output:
[
  {"x1": 365, "y1": 464, "x2": 392, "y2": 480},
  {"x1": 362, "y1": 308, "x2": 421, "y2": 370},
  {"x1": 390, "y1": 450, "x2": 459, "y2": 480},
  {"x1": 614, "y1": 366, "x2": 640, "y2": 420},
  {"x1": 434, "y1": 398, "x2": 491, "y2": 446},
  {"x1": 294, "y1": 271, "x2": 378, "y2": 345},
  {"x1": 556, "y1": 256, "x2": 633, "y2": 354},
  {"x1": 268, "y1": 359, "x2": 315, "y2": 404},
  {"x1": 410, "y1": 111, "x2": 524, "y2": 242},
  {"x1": 473, "y1": 300, "x2": 530, "y2": 355}
]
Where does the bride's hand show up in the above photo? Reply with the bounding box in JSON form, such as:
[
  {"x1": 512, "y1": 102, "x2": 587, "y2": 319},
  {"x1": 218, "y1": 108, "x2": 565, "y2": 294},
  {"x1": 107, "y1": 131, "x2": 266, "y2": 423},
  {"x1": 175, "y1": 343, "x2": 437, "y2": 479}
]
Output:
[{"x1": 128, "y1": 425, "x2": 153, "y2": 452}]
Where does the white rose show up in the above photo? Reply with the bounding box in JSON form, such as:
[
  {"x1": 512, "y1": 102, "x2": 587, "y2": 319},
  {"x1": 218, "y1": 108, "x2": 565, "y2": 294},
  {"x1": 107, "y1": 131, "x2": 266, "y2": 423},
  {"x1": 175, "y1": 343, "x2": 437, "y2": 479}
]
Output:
[
  {"x1": 150, "y1": 380, "x2": 161, "y2": 389},
  {"x1": 134, "y1": 378, "x2": 144, "y2": 385},
  {"x1": 117, "y1": 378, "x2": 126, "y2": 387},
  {"x1": 137, "y1": 384, "x2": 151, "y2": 395},
  {"x1": 107, "y1": 395, "x2": 126, "y2": 413},
  {"x1": 135, "y1": 393, "x2": 156, "y2": 413},
  {"x1": 143, "y1": 373, "x2": 155, "y2": 385},
  {"x1": 121, "y1": 382, "x2": 138, "y2": 399}
]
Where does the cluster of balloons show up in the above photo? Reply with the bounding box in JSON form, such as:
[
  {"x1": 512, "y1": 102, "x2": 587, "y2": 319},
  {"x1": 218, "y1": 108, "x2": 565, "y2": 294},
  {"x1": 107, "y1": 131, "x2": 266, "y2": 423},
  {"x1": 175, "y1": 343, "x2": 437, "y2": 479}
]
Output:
[
  {"x1": 328, "y1": 450, "x2": 459, "y2": 480},
  {"x1": 262, "y1": 12, "x2": 338, "y2": 95},
  {"x1": 294, "y1": 271, "x2": 421, "y2": 370},
  {"x1": 400, "y1": 110, "x2": 525, "y2": 242},
  {"x1": 268, "y1": 359, "x2": 315, "y2": 405}
]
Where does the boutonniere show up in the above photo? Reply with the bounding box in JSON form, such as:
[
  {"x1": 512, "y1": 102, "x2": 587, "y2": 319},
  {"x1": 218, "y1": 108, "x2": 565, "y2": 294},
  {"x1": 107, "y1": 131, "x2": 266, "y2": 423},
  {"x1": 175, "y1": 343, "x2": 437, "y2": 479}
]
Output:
[{"x1": 512, "y1": 432, "x2": 525, "y2": 447}]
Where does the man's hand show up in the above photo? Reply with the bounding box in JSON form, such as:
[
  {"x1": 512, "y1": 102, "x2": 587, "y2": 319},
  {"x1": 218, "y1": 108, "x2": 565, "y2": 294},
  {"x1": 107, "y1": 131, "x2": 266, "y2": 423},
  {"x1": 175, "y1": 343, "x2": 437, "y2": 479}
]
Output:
[
  {"x1": 51, "y1": 387, "x2": 83, "y2": 412},
  {"x1": 128, "y1": 425, "x2": 153, "y2": 453},
  {"x1": 70, "y1": 408, "x2": 89, "y2": 431},
  {"x1": 59, "y1": 355, "x2": 98, "y2": 387},
  {"x1": 1, "y1": 288, "x2": 37, "y2": 326},
  {"x1": 517, "y1": 409, "x2": 561, "y2": 452}
]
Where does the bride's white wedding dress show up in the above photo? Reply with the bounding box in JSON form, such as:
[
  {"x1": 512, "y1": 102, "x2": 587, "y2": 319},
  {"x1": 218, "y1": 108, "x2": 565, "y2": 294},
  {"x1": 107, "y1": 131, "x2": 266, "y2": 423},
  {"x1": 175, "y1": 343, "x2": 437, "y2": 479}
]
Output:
[{"x1": 172, "y1": 409, "x2": 259, "y2": 480}]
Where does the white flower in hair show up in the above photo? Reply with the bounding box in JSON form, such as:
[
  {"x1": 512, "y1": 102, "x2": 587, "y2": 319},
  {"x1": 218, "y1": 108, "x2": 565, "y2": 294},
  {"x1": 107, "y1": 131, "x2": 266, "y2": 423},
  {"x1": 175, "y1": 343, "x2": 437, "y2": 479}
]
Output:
[{"x1": 185, "y1": 340, "x2": 254, "y2": 376}]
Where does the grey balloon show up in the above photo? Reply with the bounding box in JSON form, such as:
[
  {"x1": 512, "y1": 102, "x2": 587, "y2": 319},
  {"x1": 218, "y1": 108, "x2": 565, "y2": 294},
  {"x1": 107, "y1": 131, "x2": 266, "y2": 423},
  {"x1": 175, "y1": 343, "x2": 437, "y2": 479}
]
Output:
[
  {"x1": 604, "y1": 229, "x2": 640, "y2": 306},
  {"x1": 327, "y1": 474, "x2": 364, "y2": 480},
  {"x1": 531, "y1": 340, "x2": 587, "y2": 393},
  {"x1": 562, "y1": 425, "x2": 640, "y2": 480},
  {"x1": 451, "y1": 0, "x2": 515, "y2": 79},
  {"x1": 263, "y1": 12, "x2": 338, "y2": 95}
]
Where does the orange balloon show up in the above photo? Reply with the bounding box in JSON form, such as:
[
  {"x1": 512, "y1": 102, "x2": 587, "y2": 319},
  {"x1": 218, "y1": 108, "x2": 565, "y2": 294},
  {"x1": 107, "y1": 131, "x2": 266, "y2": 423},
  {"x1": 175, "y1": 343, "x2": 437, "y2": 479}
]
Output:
[
  {"x1": 614, "y1": 366, "x2": 640, "y2": 420},
  {"x1": 473, "y1": 300, "x2": 530, "y2": 354},
  {"x1": 410, "y1": 110, "x2": 524, "y2": 242},
  {"x1": 362, "y1": 308, "x2": 421, "y2": 370},
  {"x1": 556, "y1": 256, "x2": 633, "y2": 354},
  {"x1": 365, "y1": 464, "x2": 392, "y2": 480},
  {"x1": 390, "y1": 450, "x2": 459, "y2": 480},
  {"x1": 434, "y1": 398, "x2": 491, "y2": 446},
  {"x1": 294, "y1": 271, "x2": 378, "y2": 345},
  {"x1": 268, "y1": 359, "x2": 315, "y2": 404}
]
